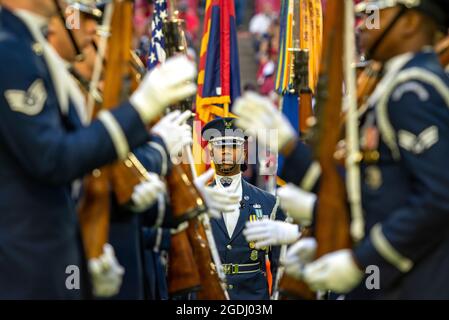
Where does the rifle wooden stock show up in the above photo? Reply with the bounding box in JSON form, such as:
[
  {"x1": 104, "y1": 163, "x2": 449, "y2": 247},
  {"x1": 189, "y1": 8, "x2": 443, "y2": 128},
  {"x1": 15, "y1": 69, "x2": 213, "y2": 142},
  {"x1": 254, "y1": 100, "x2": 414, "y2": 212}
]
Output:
[
  {"x1": 167, "y1": 160, "x2": 228, "y2": 299},
  {"x1": 168, "y1": 229, "x2": 202, "y2": 295},
  {"x1": 166, "y1": 163, "x2": 226, "y2": 299},
  {"x1": 110, "y1": 158, "x2": 144, "y2": 206},
  {"x1": 278, "y1": 275, "x2": 316, "y2": 300},
  {"x1": 78, "y1": 0, "x2": 150, "y2": 259},
  {"x1": 313, "y1": 0, "x2": 351, "y2": 258},
  {"x1": 181, "y1": 163, "x2": 227, "y2": 300},
  {"x1": 96, "y1": 0, "x2": 152, "y2": 209},
  {"x1": 166, "y1": 163, "x2": 209, "y2": 296},
  {"x1": 187, "y1": 218, "x2": 227, "y2": 300},
  {"x1": 80, "y1": 170, "x2": 138, "y2": 247},
  {"x1": 280, "y1": 0, "x2": 350, "y2": 300},
  {"x1": 78, "y1": 168, "x2": 111, "y2": 259},
  {"x1": 166, "y1": 164, "x2": 207, "y2": 223}
]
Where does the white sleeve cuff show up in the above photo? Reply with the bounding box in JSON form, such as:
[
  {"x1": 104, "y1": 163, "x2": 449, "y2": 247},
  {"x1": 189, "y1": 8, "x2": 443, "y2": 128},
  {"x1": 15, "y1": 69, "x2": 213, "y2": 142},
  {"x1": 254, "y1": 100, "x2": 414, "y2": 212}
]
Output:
[
  {"x1": 370, "y1": 224, "x2": 413, "y2": 273},
  {"x1": 288, "y1": 192, "x2": 316, "y2": 226},
  {"x1": 148, "y1": 141, "x2": 168, "y2": 176},
  {"x1": 98, "y1": 110, "x2": 130, "y2": 160}
]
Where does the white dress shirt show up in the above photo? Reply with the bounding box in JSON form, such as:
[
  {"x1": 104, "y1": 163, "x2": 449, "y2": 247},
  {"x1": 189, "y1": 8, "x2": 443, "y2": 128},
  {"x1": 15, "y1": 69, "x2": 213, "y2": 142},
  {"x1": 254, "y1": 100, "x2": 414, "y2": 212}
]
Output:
[{"x1": 214, "y1": 173, "x2": 243, "y2": 238}]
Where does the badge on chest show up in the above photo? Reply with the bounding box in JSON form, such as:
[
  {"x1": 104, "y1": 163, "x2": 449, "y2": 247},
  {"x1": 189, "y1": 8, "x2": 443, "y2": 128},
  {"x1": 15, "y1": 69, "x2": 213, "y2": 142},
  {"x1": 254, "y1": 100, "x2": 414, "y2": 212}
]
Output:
[
  {"x1": 365, "y1": 165, "x2": 383, "y2": 190},
  {"x1": 360, "y1": 115, "x2": 383, "y2": 190},
  {"x1": 361, "y1": 125, "x2": 380, "y2": 164},
  {"x1": 248, "y1": 204, "x2": 269, "y2": 257}
]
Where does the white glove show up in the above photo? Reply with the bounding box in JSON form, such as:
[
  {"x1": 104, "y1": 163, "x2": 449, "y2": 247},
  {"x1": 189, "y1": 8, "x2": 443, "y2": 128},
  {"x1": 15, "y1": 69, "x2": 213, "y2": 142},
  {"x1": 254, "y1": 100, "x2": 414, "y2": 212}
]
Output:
[
  {"x1": 233, "y1": 92, "x2": 296, "y2": 152},
  {"x1": 303, "y1": 249, "x2": 364, "y2": 294},
  {"x1": 243, "y1": 220, "x2": 300, "y2": 249},
  {"x1": 131, "y1": 173, "x2": 167, "y2": 212},
  {"x1": 88, "y1": 244, "x2": 125, "y2": 297},
  {"x1": 151, "y1": 110, "x2": 193, "y2": 158},
  {"x1": 283, "y1": 238, "x2": 317, "y2": 280},
  {"x1": 277, "y1": 184, "x2": 316, "y2": 226},
  {"x1": 193, "y1": 169, "x2": 240, "y2": 219},
  {"x1": 130, "y1": 55, "x2": 197, "y2": 123}
]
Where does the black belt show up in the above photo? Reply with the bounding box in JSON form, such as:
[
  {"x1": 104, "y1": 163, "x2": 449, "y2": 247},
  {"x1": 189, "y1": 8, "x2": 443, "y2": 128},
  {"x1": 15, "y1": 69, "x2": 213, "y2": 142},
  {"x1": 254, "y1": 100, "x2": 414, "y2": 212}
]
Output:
[{"x1": 222, "y1": 262, "x2": 261, "y2": 275}]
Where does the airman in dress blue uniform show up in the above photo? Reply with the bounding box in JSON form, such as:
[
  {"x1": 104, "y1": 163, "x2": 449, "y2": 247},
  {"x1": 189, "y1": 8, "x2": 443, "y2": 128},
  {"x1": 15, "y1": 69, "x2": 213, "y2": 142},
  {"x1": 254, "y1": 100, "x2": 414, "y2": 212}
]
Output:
[
  {"x1": 0, "y1": 0, "x2": 196, "y2": 299},
  {"x1": 201, "y1": 117, "x2": 285, "y2": 300},
  {"x1": 47, "y1": 1, "x2": 181, "y2": 299},
  {"x1": 234, "y1": 0, "x2": 449, "y2": 300}
]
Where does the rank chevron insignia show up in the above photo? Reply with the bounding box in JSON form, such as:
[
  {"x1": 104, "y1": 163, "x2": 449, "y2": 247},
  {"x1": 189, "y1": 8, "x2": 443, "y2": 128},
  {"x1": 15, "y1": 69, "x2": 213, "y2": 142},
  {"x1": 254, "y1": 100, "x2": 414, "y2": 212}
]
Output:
[
  {"x1": 5, "y1": 79, "x2": 47, "y2": 116},
  {"x1": 398, "y1": 126, "x2": 439, "y2": 154}
]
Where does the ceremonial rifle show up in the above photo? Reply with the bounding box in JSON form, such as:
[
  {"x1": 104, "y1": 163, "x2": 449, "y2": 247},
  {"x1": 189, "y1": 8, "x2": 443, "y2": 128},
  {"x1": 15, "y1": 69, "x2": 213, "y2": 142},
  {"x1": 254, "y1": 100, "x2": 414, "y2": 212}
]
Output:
[
  {"x1": 279, "y1": 0, "x2": 351, "y2": 300},
  {"x1": 311, "y1": 0, "x2": 350, "y2": 263},
  {"x1": 77, "y1": 1, "x2": 116, "y2": 260},
  {"x1": 78, "y1": 0, "x2": 150, "y2": 259},
  {"x1": 162, "y1": 7, "x2": 229, "y2": 299}
]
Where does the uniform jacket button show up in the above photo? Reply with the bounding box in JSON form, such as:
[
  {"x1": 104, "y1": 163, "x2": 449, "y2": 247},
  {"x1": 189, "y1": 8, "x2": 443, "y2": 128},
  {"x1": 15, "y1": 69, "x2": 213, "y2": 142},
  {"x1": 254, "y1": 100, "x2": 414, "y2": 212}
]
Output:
[
  {"x1": 228, "y1": 284, "x2": 234, "y2": 290},
  {"x1": 227, "y1": 244, "x2": 232, "y2": 250}
]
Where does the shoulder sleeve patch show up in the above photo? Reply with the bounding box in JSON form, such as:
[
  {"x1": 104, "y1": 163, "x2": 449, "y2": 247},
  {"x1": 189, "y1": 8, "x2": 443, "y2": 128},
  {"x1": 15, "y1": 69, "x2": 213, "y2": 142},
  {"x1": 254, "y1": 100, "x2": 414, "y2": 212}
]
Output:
[{"x1": 4, "y1": 79, "x2": 47, "y2": 116}]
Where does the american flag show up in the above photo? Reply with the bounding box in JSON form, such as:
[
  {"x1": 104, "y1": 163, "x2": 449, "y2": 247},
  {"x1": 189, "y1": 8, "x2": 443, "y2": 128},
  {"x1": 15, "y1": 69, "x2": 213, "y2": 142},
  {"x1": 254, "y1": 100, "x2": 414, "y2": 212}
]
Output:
[{"x1": 147, "y1": 0, "x2": 168, "y2": 70}]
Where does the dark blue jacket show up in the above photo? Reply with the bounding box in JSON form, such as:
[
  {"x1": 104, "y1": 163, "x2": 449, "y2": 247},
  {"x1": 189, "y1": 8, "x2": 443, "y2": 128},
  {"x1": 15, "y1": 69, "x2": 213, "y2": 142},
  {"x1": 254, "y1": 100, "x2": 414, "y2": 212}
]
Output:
[{"x1": 351, "y1": 51, "x2": 449, "y2": 299}]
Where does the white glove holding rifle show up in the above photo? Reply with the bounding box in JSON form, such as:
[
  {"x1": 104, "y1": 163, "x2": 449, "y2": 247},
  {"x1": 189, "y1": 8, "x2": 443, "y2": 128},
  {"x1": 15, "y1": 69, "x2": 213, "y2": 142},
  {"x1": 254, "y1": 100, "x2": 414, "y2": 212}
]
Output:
[
  {"x1": 282, "y1": 238, "x2": 317, "y2": 280},
  {"x1": 88, "y1": 244, "x2": 125, "y2": 297},
  {"x1": 303, "y1": 250, "x2": 364, "y2": 294},
  {"x1": 243, "y1": 220, "x2": 301, "y2": 249},
  {"x1": 130, "y1": 173, "x2": 167, "y2": 213}
]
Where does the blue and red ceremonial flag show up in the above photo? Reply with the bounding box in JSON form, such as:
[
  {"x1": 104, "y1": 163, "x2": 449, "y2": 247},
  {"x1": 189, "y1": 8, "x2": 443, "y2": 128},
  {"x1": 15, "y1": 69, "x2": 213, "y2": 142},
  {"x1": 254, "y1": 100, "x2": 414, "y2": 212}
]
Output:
[
  {"x1": 196, "y1": 0, "x2": 241, "y2": 122},
  {"x1": 193, "y1": 0, "x2": 242, "y2": 173}
]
